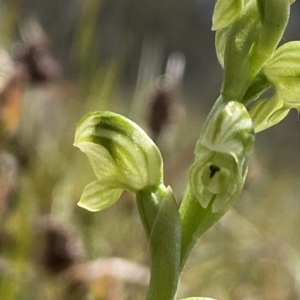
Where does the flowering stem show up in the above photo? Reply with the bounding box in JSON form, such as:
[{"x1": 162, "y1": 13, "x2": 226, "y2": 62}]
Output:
[
  {"x1": 74, "y1": 2, "x2": 299, "y2": 299},
  {"x1": 179, "y1": 186, "x2": 224, "y2": 270},
  {"x1": 136, "y1": 185, "x2": 182, "y2": 300}
]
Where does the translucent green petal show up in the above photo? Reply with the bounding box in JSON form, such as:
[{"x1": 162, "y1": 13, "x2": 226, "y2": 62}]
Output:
[
  {"x1": 212, "y1": 0, "x2": 243, "y2": 31},
  {"x1": 250, "y1": 96, "x2": 289, "y2": 133},
  {"x1": 262, "y1": 41, "x2": 300, "y2": 110},
  {"x1": 78, "y1": 180, "x2": 123, "y2": 212},
  {"x1": 264, "y1": 41, "x2": 300, "y2": 79},
  {"x1": 200, "y1": 101, "x2": 254, "y2": 159},
  {"x1": 74, "y1": 111, "x2": 163, "y2": 192},
  {"x1": 277, "y1": 80, "x2": 300, "y2": 110},
  {"x1": 74, "y1": 141, "x2": 124, "y2": 185}
]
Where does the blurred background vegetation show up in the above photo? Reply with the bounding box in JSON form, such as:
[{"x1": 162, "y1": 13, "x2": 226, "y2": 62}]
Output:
[{"x1": 1, "y1": 0, "x2": 300, "y2": 299}]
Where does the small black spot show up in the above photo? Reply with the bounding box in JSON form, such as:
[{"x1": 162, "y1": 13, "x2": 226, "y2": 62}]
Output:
[{"x1": 209, "y1": 165, "x2": 220, "y2": 178}]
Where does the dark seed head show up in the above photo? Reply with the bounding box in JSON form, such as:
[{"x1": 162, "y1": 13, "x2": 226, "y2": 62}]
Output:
[{"x1": 37, "y1": 216, "x2": 85, "y2": 274}]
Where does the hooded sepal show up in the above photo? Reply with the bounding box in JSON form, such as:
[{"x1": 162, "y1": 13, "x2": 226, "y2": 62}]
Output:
[
  {"x1": 189, "y1": 101, "x2": 254, "y2": 213},
  {"x1": 74, "y1": 111, "x2": 164, "y2": 211}
]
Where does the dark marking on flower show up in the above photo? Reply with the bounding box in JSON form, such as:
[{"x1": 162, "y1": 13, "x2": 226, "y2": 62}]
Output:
[{"x1": 209, "y1": 165, "x2": 220, "y2": 178}]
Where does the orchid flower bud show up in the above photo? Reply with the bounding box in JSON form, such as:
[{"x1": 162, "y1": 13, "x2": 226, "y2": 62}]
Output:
[
  {"x1": 189, "y1": 101, "x2": 254, "y2": 213},
  {"x1": 74, "y1": 111, "x2": 163, "y2": 211}
]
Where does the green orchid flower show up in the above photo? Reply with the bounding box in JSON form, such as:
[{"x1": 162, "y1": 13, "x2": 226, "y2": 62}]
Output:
[
  {"x1": 72, "y1": 1, "x2": 300, "y2": 299},
  {"x1": 189, "y1": 101, "x2": 254, "y2": 213},
  {"x1": 74, "y1": 111, "x2": 164, "y2": 211},
  {"x1": 74, "y1": 111, "x2": 182, "y2": 300}
]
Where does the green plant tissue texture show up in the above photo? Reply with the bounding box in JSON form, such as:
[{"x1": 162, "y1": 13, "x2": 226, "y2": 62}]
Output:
[
  {"x1": 180, "y1": 298, "x2": 218, "y2": 300},
  {"x1": 242, "y1": 73, "x2": 271, "y2": 104},
  {"x1": 262, "y1": 41, "x2": 300, "y2": 109},
  {"x1": 189, "y1": 101, "x2": 254, "y2": 213},
  {"x1": 248, "y1": 0, "x2": 289, "y2": 78},
  {"x1": 77, "y1": 180, "x2": 123, "y2": 212},
  {"x1": 212, "y1": 0, "x2": 243, "y2": 30},
  {"x1": 74, "y1": 111, "x2": 163, "y2": 211},
  {"x1": 250, "y1": 96, "x2": 289, "y2": 133},
  {"x1": 215, "y1": 27, "x2": 230, "y2": 67},
  {"x1": 200, "y1": 102, "x2": 254, "y2": 158},
  {"x1": 221, "y1": 0, "x2": 260, "y2": 101},
  {"x1": 250, "y1": 41, "x2": 300, "y2": 132}
]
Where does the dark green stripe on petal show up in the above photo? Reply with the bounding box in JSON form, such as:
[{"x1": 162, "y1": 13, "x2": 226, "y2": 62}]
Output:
[{"x1": 74, "y1": 111, "x2": 164, "y2": 206}]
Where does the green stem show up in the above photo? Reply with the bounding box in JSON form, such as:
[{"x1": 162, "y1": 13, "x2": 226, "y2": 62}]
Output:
[
  {"x1": 179, "y1": 185, "x2": 226, "y2": 271},
  {"x1": 137, "y1": 185, "x2": 182, "y2": 300}
]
